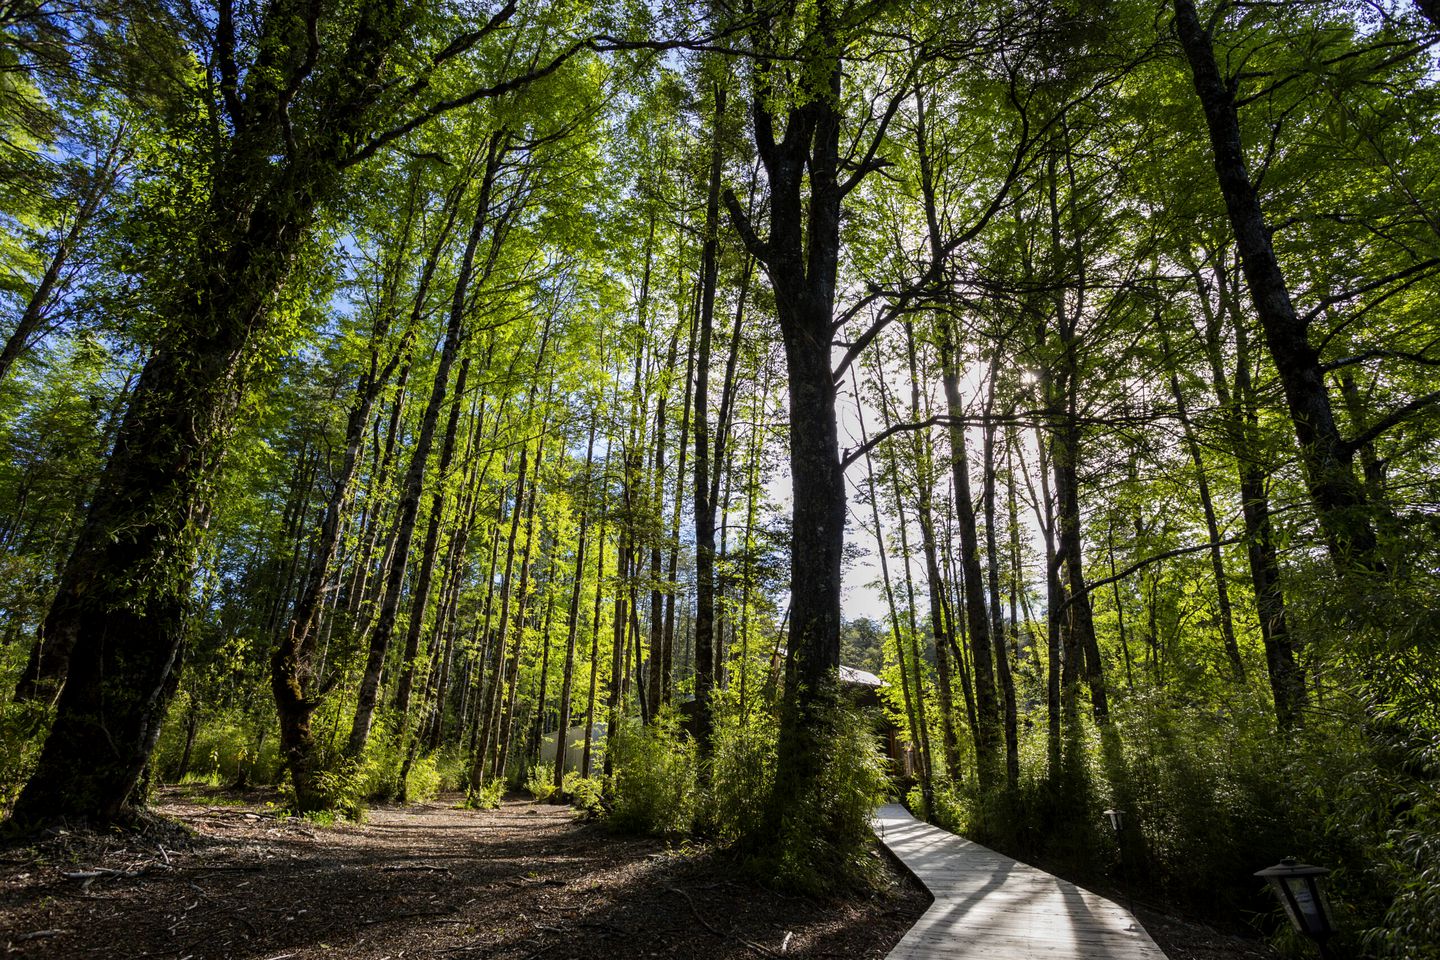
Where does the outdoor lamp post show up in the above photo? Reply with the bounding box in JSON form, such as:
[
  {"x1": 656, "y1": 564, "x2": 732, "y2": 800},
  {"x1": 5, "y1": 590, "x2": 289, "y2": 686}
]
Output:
[
  {"x1": 1256, "y1": 858, "x2": 1337, "y2": 959},
  {"x1": 1103, "y1": 809, "x2": 1132, "y2": 913}
]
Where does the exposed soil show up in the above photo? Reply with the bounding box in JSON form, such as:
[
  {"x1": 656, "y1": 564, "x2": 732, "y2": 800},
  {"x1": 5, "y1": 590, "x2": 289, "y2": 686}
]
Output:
[
  {"x1": 1131, "y1": 906, "x2": 1281, "y2": 960},
  {"x1": 0, "y1": 787, "x2": 928, "y2": 959}
]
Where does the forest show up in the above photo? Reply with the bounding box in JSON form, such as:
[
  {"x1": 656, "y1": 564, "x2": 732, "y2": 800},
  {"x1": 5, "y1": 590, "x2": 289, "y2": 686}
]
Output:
[{"x1": 2, "y1": 0, "x2": 1439, "y2": 956}]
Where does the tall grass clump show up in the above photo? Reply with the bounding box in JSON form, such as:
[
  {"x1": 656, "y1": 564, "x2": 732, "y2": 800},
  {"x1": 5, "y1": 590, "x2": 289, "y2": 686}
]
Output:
[
  {"x1": 608, "y1": 710, "x2": 697, "y2": 836},
  {"x1": 740, "y1": 698, "x2": 892, "y2": 896},
  {"x1": 701, "y1": 703, "x2": 777, "y2": 842}
]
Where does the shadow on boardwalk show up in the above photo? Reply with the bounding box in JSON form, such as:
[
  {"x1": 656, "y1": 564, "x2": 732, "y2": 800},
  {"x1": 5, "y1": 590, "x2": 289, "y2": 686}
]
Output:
[{"x1": 873, "y1": 804, "x2": 1169, "y2": 960}]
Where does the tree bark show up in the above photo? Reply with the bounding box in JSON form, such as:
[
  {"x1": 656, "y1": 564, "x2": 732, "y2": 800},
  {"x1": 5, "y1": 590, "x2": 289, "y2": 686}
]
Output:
[
  {"x1": 348, "y1": 139, "x2": 503, "y2": 759},
  {"x1": 271, "y1": 184, "x2": 437, "y2": 810},
  {"x1": 1174, "y1": 0, "x2": 1381, "y2": 571},
  {"x1": 723, "y1": 17, "x2": 851, "y2": 846},
  {"x1": 553, "y1": 420, "x2": 597, "y2": 790},
  {"x1": 692, "y1": 81, "x2": 725, "y2": 756},
  {"x1": 895, "y1": 330, "x2": 963, "y2": 784},
  {"x1": 1159, "y1": 323, "x2": 1245, "y2": 680},
  {"x1": 937, "y1": 318, "x2": 1003, "y2": 779},
  {"x1": 1194, "y1": 255, "x2": 1306, "y2": 727},
  {"x1": 7, "y1": 0, "x2": 407, "y2": 821}
]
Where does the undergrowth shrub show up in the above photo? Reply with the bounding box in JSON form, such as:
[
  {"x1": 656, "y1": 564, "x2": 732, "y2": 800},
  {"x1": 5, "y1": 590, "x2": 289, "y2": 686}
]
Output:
[
  {"x1": 701, "y1": 704, "x2": 776, "y2": 842},
  {"x1": 152, "y1": 703, "x2": 282, "y2": 788},
  {"x1": 921, "y1": 686, "x2": 1440, "y2": 956},
  {"x1": 563, "y1": 772, "x2": 605, "y2": 814},
  {"x1": 465, "y1": 778, "x2": 505, "y2": 810},
  {"x1": 0, "y1": 700, "x2": 47, "y2": 808},
  {"x1": 740, "y1": 698, "x2": 891, "y2": 896},
  {"x1": 403, "y1": 749, "x2": 443, "y2": 803},
  {"x1": 278, "y1": 759, "x2": 368, "y2": 820},
  {"x1": 608, "y1": 711, "x2": 697, "y2": 836},
  {"x1": 525, "y1": 763, "x2": 558, "y2": 802}
]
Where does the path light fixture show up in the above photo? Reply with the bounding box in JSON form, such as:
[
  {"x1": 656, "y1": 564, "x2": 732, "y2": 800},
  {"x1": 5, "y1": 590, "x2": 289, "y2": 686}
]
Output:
[
  {"x1": 1103, "y1": 809, "x2": 1133, "y2": 915},
  {"x1": 1256, "y1": 858, "x2": 1337, "y2": 959}
]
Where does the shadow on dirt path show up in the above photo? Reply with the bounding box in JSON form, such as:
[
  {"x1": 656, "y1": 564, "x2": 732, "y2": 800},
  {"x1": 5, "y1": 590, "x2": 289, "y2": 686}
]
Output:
[{"x1": 1, "y1": 787, "x2": 927, "y2": 959}]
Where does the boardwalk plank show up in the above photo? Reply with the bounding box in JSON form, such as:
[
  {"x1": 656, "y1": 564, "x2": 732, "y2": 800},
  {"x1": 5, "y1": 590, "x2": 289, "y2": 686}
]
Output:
[{"x1": 873, "y1": 804, "x2": 1169, "y2": 960}]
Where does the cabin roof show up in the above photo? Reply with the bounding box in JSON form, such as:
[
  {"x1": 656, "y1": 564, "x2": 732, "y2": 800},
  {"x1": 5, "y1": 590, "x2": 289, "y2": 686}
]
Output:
[{"x1": 839, "y1": 664, "x2": 883, "y2": 687}]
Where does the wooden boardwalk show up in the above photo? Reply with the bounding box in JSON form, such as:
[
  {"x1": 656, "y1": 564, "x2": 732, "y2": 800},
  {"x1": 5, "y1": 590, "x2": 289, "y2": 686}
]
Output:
[{"x1": 873, "y1": 804, "x2": 1168, "y2": 960}]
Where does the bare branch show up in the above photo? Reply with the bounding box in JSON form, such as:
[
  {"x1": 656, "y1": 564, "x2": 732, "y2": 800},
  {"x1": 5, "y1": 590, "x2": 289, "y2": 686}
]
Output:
[
  {"x1": 1302, "y1": 257, "x2": 1440, "y2": 326},
  {"x1": 1063, "y1": 537, "x2": 1245, "y2": 609},
  {"x1": 722, "y1": 188, "x2": 771, "y2": 262},
  {"x1": 1343, "y1": 389, "x2": 1440, "y2": 454}
]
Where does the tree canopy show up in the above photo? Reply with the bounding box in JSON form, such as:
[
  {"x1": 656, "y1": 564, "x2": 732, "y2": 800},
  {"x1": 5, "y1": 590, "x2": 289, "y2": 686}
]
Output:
[{"x1": 3, "y1": 0, "x2": 1440, "y2": 953}]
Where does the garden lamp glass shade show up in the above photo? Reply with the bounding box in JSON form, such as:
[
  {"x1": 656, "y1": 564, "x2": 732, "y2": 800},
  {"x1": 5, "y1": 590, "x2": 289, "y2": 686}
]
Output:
[
  {"x1": 1255, "y1": 859, "x2": 1335, "y2": 940},
  {"x1": 1103, "y1": 808, "x2": 1124, "y2": 832}
]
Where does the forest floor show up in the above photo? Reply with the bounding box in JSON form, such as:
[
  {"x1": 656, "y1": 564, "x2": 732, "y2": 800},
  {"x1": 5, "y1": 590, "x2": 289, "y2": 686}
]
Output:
[
  {"x1": 0, "y1": 786, "x2": 926, "y2": 959},
  {"x1": 0, "y1": 786, "x2": 1278, "y2": 960}
]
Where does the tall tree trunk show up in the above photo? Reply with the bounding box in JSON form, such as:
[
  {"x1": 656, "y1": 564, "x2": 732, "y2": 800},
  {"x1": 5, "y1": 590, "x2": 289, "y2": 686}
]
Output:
[
  {"x1": 10, "y1": 148, "x2": 346, "y2": 825},
  {"x1": 723, "y1": 36, "x2": 851, "y2": 851},
  {"x1": 553, "y1": 420, "x2": 597, "y2": 790},
  {"x1": 692, "y1": 81, "x2": 725, "y2": 756},
  {"x1": 393, "y1": 352, "x2": 479, "y2": 721},
  {"x1": 495, "y1": 428, "x2": 547, "y2": 782},
  {"x1": 580, "y1": 479, "x2": 608, "y2": 781},
  {"x1": 349, "y1": 142, "x2": 503, "y2": 758},
  {"x1": 1174, "y1": 0, "x2": 1380, "y2": 571},
  {"x1": 603, "y1": 528, "x2": 628, "y2": 779},
  {"x1": 857, "y1": 391, "x2": 932, "y2": 809},
  {"x1": 895, "y1": 330, "x2": 962, "y2": 783},
  {"x1": 1044, "y1": 148, "x2": 1109, "y2": 725},
  {"x1": 271, "y1": 184, "x2": 438, "y2": 810},
  {"x1": 1160, "y1": 324, "x2": 1245, "y2": 680},
  {"x1": 981, "y1": 360, "x2": 1019, "y2": 789},
  {"x1": 1194, "y1": 256, "x2": 1306, "y2": 726},
  {"x1": 469, "y1": 445, "x2": 530, "y2": 791},
  {"x1": 937, "y1": 317, "x2": 1002, "y2": 780},
  {"x1": 661, "y1": 261, "x2": 701, "y2": 710},
  {"x1": 647, "y1": 335, "x2": 670, "y2": 722}
]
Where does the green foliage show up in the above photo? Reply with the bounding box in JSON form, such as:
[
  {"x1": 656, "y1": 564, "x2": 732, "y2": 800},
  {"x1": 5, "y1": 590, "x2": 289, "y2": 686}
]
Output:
[
  {"x1": 607, "y1": 712, "x2": 697, "y2": 837},
  {"x1": 562, "y1": 772, "x2": 605, "y2": 815},
  {"x1": 0, "y1": 699, "x2": 47, "y2": 809},
  {"x1": 742, "y1": 700, "x2": 892, "y2": 897},
  {"x1": 346, "y1": 725, "x2": 443, "y2": 806},
  {"x1": 917, "y1": 690, "x2": 1440, "y2": 956},
  {"x1": 151, "y1": 703, "x2": 282, "y2": 789},
  {"x1": 464, "y1": 779, "x2": 505, "y2": 810},
  {"x1": 839, "y1": 618, "x2": 885, "y2": 674},
  {"x1": 700, "y1": 703, "x2": 777, "y2": 843},
  {"x1": 403, "y1": 751, "x2": 444, "y2": 804},
  {"x1": 524, "y1": 763, "x2": 558, "y2": 802},
  {"x1": 301, "y1": 808, "x2": 340, "y2": 828},
  {"x1": 295, "y1": 762, "x2": 368, "y2": 822}
]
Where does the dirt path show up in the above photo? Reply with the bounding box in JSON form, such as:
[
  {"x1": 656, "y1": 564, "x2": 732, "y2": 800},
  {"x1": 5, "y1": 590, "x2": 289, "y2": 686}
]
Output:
[{"x1": 0, "y1": 788, "x2": 928, "y2": 959}]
